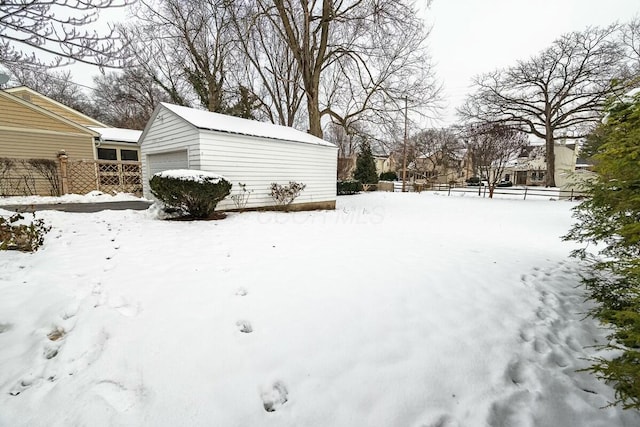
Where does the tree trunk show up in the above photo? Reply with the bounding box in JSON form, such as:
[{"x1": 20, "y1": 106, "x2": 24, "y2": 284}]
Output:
[
  {"x1": 307, "y1": 93, "x2": 323, "y2": 138},
  {"x1": 545, "y1": 132, "x2": 556, "y2": 187}
]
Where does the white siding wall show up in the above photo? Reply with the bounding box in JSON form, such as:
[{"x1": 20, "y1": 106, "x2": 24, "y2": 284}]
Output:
[
  {"x1": 197, "y1": 131, "x2": 337, "y2": 210},
  {"x1": 140, "y1": 109, "x2": 200, "y2": 197}
]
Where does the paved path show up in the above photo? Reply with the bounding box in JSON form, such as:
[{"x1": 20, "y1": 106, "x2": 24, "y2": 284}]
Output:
[{"x1": 0, "y1": 201, "x2": 153, "y2": 213}]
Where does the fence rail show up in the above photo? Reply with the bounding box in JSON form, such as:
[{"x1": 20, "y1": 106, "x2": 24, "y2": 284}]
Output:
[{"x1": 389, "y1": 181, "x2": 588, "y2": 200}]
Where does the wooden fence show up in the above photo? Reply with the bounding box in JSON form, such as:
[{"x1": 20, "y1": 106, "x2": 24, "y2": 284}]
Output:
[{"x1": 389, "y1": 181, "x2": 588, "y2": 200}]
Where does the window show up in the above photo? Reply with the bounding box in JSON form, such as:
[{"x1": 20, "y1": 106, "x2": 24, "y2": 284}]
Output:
[
  {"x1": 121, "y1": 149, "x2": 139, "y2": 161},
  {"x1": 504, "y1": 174, "x2": 511, "y2": 181},
  {"x1": 531, "y1": 171, "x2": 545, "y2": 181},
  {"x1": 97, "y1": 148, "x2": 117, "y2": 161}
]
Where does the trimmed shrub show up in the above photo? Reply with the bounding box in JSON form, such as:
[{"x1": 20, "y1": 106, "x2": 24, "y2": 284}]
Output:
[
  {"x1": 270, "y1": 181, "x2": 306, "y2": 209},
  {"x1": 0, "y1": 212, "x2": 51, "y2": 252},
  {"x1": 379, "y1": 171, "x2": 398, "y2": 181},
  {"x1": 150, "y1": 169, "x2": 231, "y2": 219},
  {"x1": 337, "y1": 180, "x2": 363, "y2": 195}
]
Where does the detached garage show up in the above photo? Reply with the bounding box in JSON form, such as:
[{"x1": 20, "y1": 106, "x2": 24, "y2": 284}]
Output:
[{"x1": 139, "y1": 103, "x2": 337, "y2": 211}]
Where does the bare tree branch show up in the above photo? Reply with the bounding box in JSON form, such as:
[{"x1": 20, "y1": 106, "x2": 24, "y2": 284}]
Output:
[{"x1": 0, "y1": 0, "x2": 133, "y2": 67}]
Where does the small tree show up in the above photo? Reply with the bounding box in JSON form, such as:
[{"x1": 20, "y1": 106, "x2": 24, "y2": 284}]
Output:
[
  {"x1": 353, "y1": 141, "x2": 379, "y2": 185},
  {"x1": 565, "y1": 89, "x2": 640, "y2": 409},
  {"x1": 464, "y1": 123, "x2": 528, "y2": 198}
]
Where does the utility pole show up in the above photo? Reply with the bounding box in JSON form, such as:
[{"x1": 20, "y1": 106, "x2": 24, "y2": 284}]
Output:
[{"x1": 402, "y1": 95, "x2": 408, "y2": 192}]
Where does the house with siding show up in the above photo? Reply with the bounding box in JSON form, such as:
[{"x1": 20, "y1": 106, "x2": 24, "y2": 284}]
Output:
[
  {"x1": 501, "y1": 143, "x2": 580, "y2": 188},
  {"x1": 4, "y1": 86, "x2": 105, "y2": 128},
  {"x1": 0, "y1": 88, "x2": 100, "y2": 161},
  {"x1": 139, "y1": 103, "x2": 337, "y2": 211},
  {"x1": 0, "y1": 87, "x2": 143, "y2": 196},
  {"x1": 0, "y1": 89, "x2": 102, "y2": 195}
]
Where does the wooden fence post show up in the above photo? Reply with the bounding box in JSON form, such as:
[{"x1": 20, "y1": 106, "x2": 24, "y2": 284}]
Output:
[
  {"x1": 57, "y1": 151, "x2": 69, "y2": 195},
  {"x1": 524, "y1": 187, "x2": 528, "y2": 200}
]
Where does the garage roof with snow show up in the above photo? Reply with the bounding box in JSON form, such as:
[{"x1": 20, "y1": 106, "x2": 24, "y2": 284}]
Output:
[{"x1": 160, "y1": 103, "x2": 335, "y2": 148}]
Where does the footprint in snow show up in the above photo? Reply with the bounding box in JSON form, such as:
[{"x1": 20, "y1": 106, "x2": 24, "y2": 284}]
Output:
[
  {"x1": 261, "y1": 381, "x2": 288, "y2": 412},
  {"x1": 0, "y1": 323, "x2": 13, "y2": 333},
  {"x1": 92, "y1": 380, "x2": 138, "y2": 412},
  {"x1": 505, "y1": 357, "x2": 528, "y2": 385},
  {"x1": 236, "y1": 320, "x2": 253, "y2": 333},
  {"x1": 8, "y1": 376, "x2": 36, "y2": 396},
  {"x1": 236, "y1": 288, "x2": 248, "y2": 296},
  {"x1": 422, "y1": 414, "x2": 460, "y2": 427}
]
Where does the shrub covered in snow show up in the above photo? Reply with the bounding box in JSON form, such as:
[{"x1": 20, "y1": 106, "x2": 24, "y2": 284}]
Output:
[
  {"x1": 150, "y1": 169, "x2": 231, "y2": 219},
  {"x1": 269, "y1": 181, "x2": 306, "y2": 209},
  {"x1": 0, "y1": 212, "x2": 51, "y2": 252}
]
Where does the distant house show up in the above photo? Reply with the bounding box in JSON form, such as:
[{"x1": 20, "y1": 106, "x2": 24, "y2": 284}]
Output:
[
  {"x1": 0, "y1": 86, "x2": 142, "y2": 196},
  {"x1": 139, "y1": 103, "x2": 337, "y2": 211},
  {"x1": 502, "y1": 143, "x2": 581, "y2": 188},
  {"x1": 408, "y1": 149, "x2": 473, "y2": 185},
  {"x1": 374, "y1": 154, "x2": 397, "y2": 177}
]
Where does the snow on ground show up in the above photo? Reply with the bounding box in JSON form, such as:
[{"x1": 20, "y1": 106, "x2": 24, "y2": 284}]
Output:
[
  {"x1": 0, "y1": 192, "x2": 638, "y2": 427},
  {"x1": 0, "y1": 191, "x2": 146, "y2": 206}
]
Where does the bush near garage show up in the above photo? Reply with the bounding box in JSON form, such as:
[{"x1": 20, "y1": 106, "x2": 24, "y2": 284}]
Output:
[{"x1": 150, "y1": 170, "x2": 232, "y2": 219}]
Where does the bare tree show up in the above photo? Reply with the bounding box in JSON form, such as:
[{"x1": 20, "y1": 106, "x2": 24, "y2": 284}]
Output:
[
  {"x1": 412, "y1": 128, "x2": 463, "y2": 183},
  {"x1": 621, "y1": 16, "x2": 640, "y2": 80},
  {"x1": 125, "y1": 0, "x2": 240, "y2": 112},
  {"x1": 459, "y1": 25, "x2": 626, "y2": 187},
  {"x1": 463, "y1": 123, "x2": 528, "y2": 198},
  {"x1": 120, "y1": 24, "x2": 192, "y2": 107},
  {"x1": 230, "y1": 1, "x2": 305, "y2": 127},
  {"x1": 0, "y1": 0, "x2": 132, "y2": 67},
  {"x1": 92, "y1": 68, "x2": 170, "y2": 129},
  {"x1": 256, "y1": 0, "x2": 439, "y2": 138}
]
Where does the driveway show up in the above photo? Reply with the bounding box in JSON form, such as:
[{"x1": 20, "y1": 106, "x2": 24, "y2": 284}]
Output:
[{"x1": 0, "y1": 200, "x2": 153, "y2": 213}]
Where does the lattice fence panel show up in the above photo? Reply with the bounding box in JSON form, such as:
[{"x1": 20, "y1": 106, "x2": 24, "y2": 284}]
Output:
[
  {"x1": 67, "y1": 160, "x2": 99, "y2": 195},
  {"x1": 67, "y1": 160, "x2": 142, "y2": 196}
]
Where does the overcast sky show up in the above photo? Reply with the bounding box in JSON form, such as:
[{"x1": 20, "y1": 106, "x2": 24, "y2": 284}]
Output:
[
  {"x1": 424, "y1": 0, "x2": 640, "y2": 126},
  {"x1": 59, "y1": 1, "x2": 640, "y2": 128}
]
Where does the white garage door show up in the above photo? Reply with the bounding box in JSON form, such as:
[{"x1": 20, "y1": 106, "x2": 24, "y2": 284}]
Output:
[{"x1": 147, "y1": 150, "x2": 188, "y2": 177}]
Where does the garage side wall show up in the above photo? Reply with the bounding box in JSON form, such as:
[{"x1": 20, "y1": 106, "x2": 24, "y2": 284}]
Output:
[
  {"x1": 140, "y1": 109, "x2": 200, "y2": 198},
  {"x1": 198, "y1": 131, "x2": 337, "y2": 210}
]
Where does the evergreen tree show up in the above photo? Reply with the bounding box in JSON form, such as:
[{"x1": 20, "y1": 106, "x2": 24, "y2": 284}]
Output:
[
  {"x1": 353, "y1": 141, "x2": 379, "y2": 184},
  {"x1": 565, "y1": 89, "x2": 640, "y2": 410}
]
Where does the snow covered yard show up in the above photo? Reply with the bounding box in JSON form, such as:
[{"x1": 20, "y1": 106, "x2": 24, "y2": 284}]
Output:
[{"x1": 0, "y1": 192, "x2": 638, "y2": 427}]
